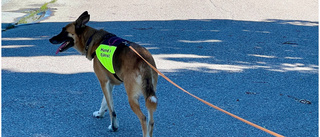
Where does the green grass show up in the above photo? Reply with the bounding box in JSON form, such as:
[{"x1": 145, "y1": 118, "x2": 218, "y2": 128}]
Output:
[{"x1": 17, "y1": 0, "x2": 57, "y2": 24}]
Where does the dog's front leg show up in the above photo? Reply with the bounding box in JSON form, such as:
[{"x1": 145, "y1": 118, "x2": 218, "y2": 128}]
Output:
[
  {"x1": 94, "y1": 81, "x2": 119, "y2": 132},
  {"x1": 93, "y1": 96, "x2": 107, "y2": 118},
  {"x1": 104, "y1": 81, "x2": 119, "y2": 132}
]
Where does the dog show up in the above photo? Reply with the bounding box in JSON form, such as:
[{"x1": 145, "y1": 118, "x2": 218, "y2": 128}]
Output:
[{"x1": 49, "y1": 11, "x2": 158, "y2": 137}]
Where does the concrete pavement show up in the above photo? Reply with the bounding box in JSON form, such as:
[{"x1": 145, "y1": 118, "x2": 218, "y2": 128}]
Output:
[
  {"x1": 2, "y1": 0, "x2": 318, "y2": 136},
  {"x1": 3, "y1": 0, "x2": 318, "y2": 23}
]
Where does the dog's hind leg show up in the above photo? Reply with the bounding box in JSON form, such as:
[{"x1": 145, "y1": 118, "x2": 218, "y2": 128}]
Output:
[
  {"x1": 93, "y1": 96, "x2": 107, "y2": 118},
  {"x1": 124, "y1": 77, "x2": 148, "y2": 137},
  {"x1": 144, "y1": 76, "x2": 157, "y2": 137},
  {"x1": 96, "y1": 81, "x2": 119, "y2": 132},
  {"x1": 128, "y1": 97, "x2": 148, "y2": 137},
  {"x1": 146, "y1": 96, "x2": 157, "y2": 137}
]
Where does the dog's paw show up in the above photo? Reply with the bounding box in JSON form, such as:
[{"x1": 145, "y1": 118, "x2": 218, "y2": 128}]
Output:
[
  {"x1": 108, "y1": 125, "x2": 118, "y2": 132},
  {"x1": 92, "y1": 111, "x2": 105, "y2": 118}
]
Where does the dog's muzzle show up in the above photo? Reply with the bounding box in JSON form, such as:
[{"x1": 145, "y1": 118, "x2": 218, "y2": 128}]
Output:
[{"x1": 49, "y1": 27, "x2": 74, "y2": 54}]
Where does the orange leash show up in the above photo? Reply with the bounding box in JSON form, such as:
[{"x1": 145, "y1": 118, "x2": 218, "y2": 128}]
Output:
[{"x1": 128, "y1": 46, "x2": 284, "y2": 137}]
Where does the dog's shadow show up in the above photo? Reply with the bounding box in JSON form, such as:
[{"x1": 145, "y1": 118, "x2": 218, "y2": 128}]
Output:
[{"x1": 2, "y1": 19, "x2": 318, "y2": 136}]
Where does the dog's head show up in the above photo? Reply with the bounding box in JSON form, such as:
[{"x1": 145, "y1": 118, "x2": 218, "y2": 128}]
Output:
[{"x1": 49, "y1": 11, "x2": 90, "y2": 54}]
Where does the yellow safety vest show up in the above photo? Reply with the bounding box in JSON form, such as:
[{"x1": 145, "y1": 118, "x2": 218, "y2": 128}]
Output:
[{"x1": 95, "y1": 44, "x2": 117, "y2": 74}]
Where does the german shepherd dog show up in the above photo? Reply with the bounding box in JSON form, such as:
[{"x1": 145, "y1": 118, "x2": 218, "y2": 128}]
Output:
[{"x1": 49, "y1": 11, "x2": 158, "y2": 137}]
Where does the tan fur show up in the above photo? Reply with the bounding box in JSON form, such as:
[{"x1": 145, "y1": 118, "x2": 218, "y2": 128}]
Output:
[{"x1": 51, "y1": 12, "x2": 158, "y2": 137}]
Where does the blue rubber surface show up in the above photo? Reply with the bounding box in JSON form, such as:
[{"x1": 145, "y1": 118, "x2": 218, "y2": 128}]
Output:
[{"x1": 2, "y1": 20, "x2": 318, "y2": 137}]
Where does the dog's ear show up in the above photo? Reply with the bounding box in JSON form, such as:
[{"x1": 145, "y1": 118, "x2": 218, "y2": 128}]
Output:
[{"x1": 75, "y1": 11, "x2": 90, "y2": 30}]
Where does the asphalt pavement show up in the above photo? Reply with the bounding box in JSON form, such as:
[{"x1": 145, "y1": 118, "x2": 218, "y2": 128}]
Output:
[{"x1": 2, "y1": 0, "x2": 318, "y2": 136}]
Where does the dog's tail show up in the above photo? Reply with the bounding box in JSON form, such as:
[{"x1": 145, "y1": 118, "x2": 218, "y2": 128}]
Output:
[
  {"x1": 144, "y1": 76, "x2": 157, "y2": 112},
  {"x1": 143, "y1": 73, "x2": 157, "y2": 134},
  {"x1": 146, "y1": 95, "x2": 157, "y2": 112},
  {"x1": 136, "y1": 49, "x2": 158, "y2": 112}
]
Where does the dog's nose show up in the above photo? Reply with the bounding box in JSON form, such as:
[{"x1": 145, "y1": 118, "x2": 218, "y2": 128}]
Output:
[{"x1": 49, "y1": 37, "x2": 60, "y2": 44}]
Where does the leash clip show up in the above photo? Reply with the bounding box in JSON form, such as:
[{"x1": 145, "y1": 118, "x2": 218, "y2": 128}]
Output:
[{"x1": 123, "y1": 41, "x2": 130, "y2": 46}]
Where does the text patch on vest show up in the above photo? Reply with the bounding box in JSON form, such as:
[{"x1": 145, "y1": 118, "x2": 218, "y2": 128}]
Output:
[{"x1": 96, "y1": 44, "x2": 117, "y2": 74}]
